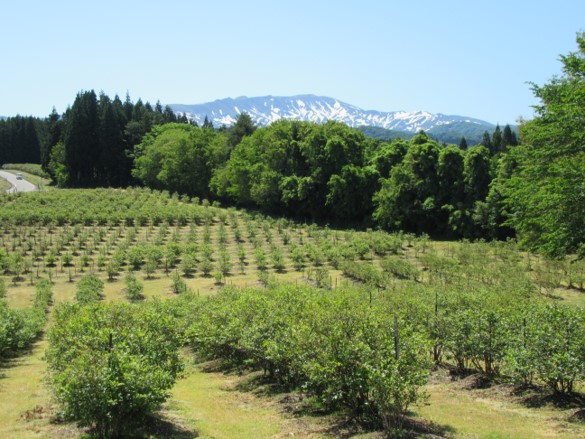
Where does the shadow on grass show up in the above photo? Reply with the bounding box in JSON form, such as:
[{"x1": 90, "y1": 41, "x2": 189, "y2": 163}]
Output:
[
  {"x1": 320, "y1": 414, "x2": 456, "y2": 439},
  {"x1": 568, "y1": 408, "x2": 585, "y2": 423},
  {"x1": 133, "y1": 414, "x2": 199, "y2": 439},
  {"x1": 519, "y1": 389, "x2": 585, "y2": 409},
  {"x1": 74, "y1": 414, "x2": 199, "y2": 439},
  {"x1": 217, "y1": 363, "x2": 455, "y2": 439},
  {"x1": 0, "y1": 341, "x2": 41, "y2": 380}
]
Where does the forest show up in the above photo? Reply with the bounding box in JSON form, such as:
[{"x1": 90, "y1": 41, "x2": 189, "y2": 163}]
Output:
[
  {"x1": 0, "y1": 32, "x2": 584, "y2": 439},
  {"x1": 0, "y1": 96, "x2": 524, "y2": 247}
]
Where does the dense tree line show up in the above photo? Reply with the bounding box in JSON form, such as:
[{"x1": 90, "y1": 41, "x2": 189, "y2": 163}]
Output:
[
  {"x1": 46, "y1": 91, "x2": 180, "y2": 187},
  {"x1": 0, "y1": 91, "x2": 517, "y2": 243},
  {"x1": 1, "y1": 92, "x2": 184, "y2": 187},
  {"x1": 210, "y1": 119, "x2": 378, "y2": 221},
  {"x1": 0, "y1": 97, "x2": 541, "y2": 244},
  {"x1": 0, "y1": 115, "x2": 44, "y2": 164},
  {"x1": 131, "y1": 117, "x2": 517, "y2": 238}
]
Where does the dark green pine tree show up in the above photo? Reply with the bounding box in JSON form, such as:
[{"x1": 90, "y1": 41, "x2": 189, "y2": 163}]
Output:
[
  {"x1": 23, "y1": 117, "x2": 41, "y2": 163},
  {"x1": 228, "y1": 112, "x2": 256, "y2": 149},
  {"x1": 481, "y1": 130, "x2": 492, "y2": 151},
  {"x1": 0, "y1": 120, "x2": 7, "y2": 164},
  {"x1": 163, "y1": 106, "x2": 177, "y2": 123},
  {"x1": 491, "y1": 124, "x2": 502, "y2": 154},
  {"x1": 123, "y1": 92, "x2": 134, "y2": 121},
  {"x1": 41, "y1": 108, "x2": 62, "y2": 171},
  {"x1": 133, "y1": 99, "x2": 144, "y2": 122},
  {"x1": 64, "y1": 90, "x2": 100, "y2": 186},
  {"x1": 98, "y1": 94, "x2": 127, "y2": 186},
  {"x1": 202, "y1": 115, "x2": 214, "y2": 129},
  {"x1": 502, "y1": 124, "x2": 517, "y2": 148},
  {"x1": 0, "y1": 117, "x2": 17, "y2": 164},
  {"x1": 458, "y1": 136, "x2": 468, "y2": 150},
  {"x1": 153, "y1": 101, "x2": 164, "y2": 125}
]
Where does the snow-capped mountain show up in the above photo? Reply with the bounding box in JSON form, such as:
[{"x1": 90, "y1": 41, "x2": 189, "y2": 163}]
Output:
[{"x1": 170, "y1": 95, "x2": 493, "y2": 133}]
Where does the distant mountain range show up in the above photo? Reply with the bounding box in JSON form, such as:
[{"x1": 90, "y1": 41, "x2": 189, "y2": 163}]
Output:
[{"x1": 170, "y1": 94, "x2": 500, "y2": 145}]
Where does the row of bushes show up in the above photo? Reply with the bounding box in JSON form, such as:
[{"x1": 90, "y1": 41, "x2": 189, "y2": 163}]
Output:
[
  {"x1": 0, "y1": 188, "x2": 217, "y2": 226},
  {"x1": 44, "y1": 275, "x2": 584, "y2": 436},
  {"x1": 379, "y1": 282, "x2": 585, "y2": 395},
  {"x1": 181, "y1": 284, "x2": 430, "y2": 431},
  {"x1": 0, "y1": 278, "x2": 52, "y2": 358},
  {"x1": 182, "y1": 279, "x2": 585, "y2": 408}
]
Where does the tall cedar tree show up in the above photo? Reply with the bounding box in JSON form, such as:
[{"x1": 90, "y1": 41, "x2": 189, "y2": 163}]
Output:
[
  {"x1": 41, "y1": 108, "x2": 62, "y2": 171},
  {"x1": 64, "y1": 91, "x2": 100, "y2": 186},
  {"x1": 458, "y1": 136, "x2": 468, "y2": 150},
  {"x1": 228, "y1": 112, "x2": 256, "y2": 149},
  {"x1": 54, "y1": 90, "x2": 177, "y2": 187},
  {"x1": 491, "y1": 124, "x2": 503, "y2": 154},
  {"x1": 481, "y1": 131, "x2": 492, "y2": 151},
  {"x1": 502, "y1": 124, "x2": 517, "y2": 148},
  {"x1": 0, "y1": 116, "x2": 42, "y2": 165}
]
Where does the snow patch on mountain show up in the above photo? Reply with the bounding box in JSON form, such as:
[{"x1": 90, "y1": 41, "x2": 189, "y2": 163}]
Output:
[{"x1": 170, "y1": 95, "x2": 492, "y2": 133}]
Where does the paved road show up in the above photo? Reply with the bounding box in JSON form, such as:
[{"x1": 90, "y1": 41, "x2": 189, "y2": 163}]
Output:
[{"x1": 0, "y1": 170, "x2": 37, "y2": 193}]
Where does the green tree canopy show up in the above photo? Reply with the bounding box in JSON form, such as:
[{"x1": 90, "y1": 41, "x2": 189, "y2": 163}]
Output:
[
  {"x1": 464, "y1": 145, "x2": 492, "y2": 204},
  {"x1": 373, "y1": 134, "x2": 442, "y2": 233},
  {"x1": 212, "y1": 120, "x2": 376, "y2": 220},
  {"x1": 369, "y1": 139, "x2": 409, "y2": 178},
  {"x1": 503, "y1": 33, "x2": 585, "y2": 257},
  {"x1": 133, "y1": 123, "x2": 228, "y2": 198},
  {"x1": 227, "y1": 112, "x2": 257, "y2": 149}
]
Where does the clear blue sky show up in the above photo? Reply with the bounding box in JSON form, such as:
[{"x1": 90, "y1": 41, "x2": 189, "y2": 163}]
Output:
[{"x1": 1, "y1": 0, "x2": 583, "y2": 124}]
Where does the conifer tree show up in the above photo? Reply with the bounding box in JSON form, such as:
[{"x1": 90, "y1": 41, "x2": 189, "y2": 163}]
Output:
[
  {"x1": 228, "y1": 112, "x2": 256, "y2": 149},
  {"x1": 481, "y1": 130, "x2": 492, "y2": 151},
  {"x1": 98, "y1": 94, "x2": 126, "y2": 186},
  {"x1": 458, "y1": 136, "x2": 468, "y2": 150},
  {"x1": 502, "y1": 124, "x2": 517, "y2": 148},
  {"x1": 64, "y1": 90, "x2": 99, "y2": 186},
  {"x1": 202, "y1": 115, "x2": 214, "y2": 129},
  {"x1": 491, "y1": 124, "x2": 502, "y2": 154},
  {"x1": 41, "y1": 108, "x2": 62, "y2": 171},
  {"x1": 163, "y1": 106, "x2": 177, "y2": 123}
]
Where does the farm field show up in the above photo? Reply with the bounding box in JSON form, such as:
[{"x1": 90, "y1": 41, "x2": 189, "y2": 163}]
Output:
[{"x1": 0, "y1": 188, "x2": 584, "y2": 438}]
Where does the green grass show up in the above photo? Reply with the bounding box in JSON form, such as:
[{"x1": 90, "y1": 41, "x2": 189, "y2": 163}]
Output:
[
  {"x1": 0, "y1": 178, "x2": 11, "y2": 192},
  {"x1": 551, "y1": 287, "x2": 585, "y2": 307},
  {"x1": 415, "y1": 380, "x2": 585, "y2": 439},
  {"x1": 168, "y1": 362, "x2": 284, "y2": 438}
]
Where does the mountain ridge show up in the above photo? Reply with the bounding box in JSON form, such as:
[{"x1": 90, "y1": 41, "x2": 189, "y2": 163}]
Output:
[{"x1": 170, "y1": 94, "x2": 497, "y2": 144}]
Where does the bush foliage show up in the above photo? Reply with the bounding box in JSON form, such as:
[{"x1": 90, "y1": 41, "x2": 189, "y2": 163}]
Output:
[{"x1": 46, "y1": 301, "x2": 183, "y2": 438}]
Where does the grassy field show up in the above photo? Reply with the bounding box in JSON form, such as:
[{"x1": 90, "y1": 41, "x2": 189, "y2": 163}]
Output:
[
  {"x1": 0, "y1": 180, "x2": 11, "y2": 192},
  {"x1": 0, "y1": 188, "x2": 584, "y2": 438}
]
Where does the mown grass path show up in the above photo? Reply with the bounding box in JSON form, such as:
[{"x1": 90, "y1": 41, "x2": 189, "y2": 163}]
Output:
[{"x1": 0, "y1": 338, "x2": 58, "y2": 438}]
